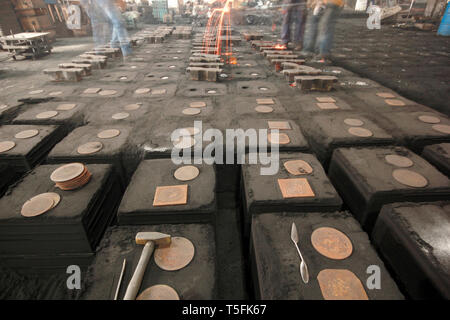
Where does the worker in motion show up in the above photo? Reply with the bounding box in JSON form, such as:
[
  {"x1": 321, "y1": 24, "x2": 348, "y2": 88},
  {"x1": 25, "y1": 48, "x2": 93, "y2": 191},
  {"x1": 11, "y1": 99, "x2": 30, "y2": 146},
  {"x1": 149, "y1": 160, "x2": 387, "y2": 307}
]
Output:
[
  {"x1": 280, "y1": 0, "x2": 307, "y2": 50},
  {"x1": 80, "y1": 0, "x2": 132, "y2": 57}
]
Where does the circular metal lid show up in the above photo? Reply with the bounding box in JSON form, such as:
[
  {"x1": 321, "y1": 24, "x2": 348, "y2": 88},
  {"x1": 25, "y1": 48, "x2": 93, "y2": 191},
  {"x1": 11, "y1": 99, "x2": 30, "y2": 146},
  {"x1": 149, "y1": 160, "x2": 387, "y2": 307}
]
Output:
[
  {"x1": 348, "y1": 127, "x2": 373, "y2": 137},
  {"x1": 57, "y1": 103, "x2": 77, "y2": 111},
  {"x1": 418, "y1": 115, "x2": 441, "y2": 124},
  {"x1": 385, "y1": 154, "x2": 414, "y2": 168},
  {"x1": 135, "y1": 88, "x2": 150, "y2": 94},
  {"x1": 15, "y1": 129, "x2": 39, "y2": 139},
  {"x1": 173, "y1": 136, "x2": 195, "y2": 149},
  {"x1": 154, "y1": 237, "x2": 195, "y2": 271},
  {"x1": 50, "y1": 163, "x2": 85, "y2": 182},
  {"x1": 36, "y1": 110, "x2": 58, "y2": 119},
  {"x1": 189, "y1": 101, "x2": 206, "y2": 108},
  {"x1": 77, "y1": 141, "x2": 103, "y2": 155},
  {"x1": 0, "y1": 141, "x2": 16, "y2": 153},
  {"x1": 97, "y1": 129, "x2": 120, "y2": 139},
  {"x1": 317, "y1": 269, "x2": 368, "y2": 300},
  {"x1": 21, "y1": 195, "x2": 54, "y2": 218},
  {"x1": 432, "y1": 124, "x2": 450, "y2": 134},
  {"x1": 311, "y1": 227, "x2": 353, "y2": 260},
  {"x1": 255, "y1": 105, "x2": 274, "y2": 113},
  {"x1": 392, "y1": 169, "x2": 428, "y2": 188},
  {"x1": 176, "y1": 127, "x2": 200, "y2": 136},
  {"x1": 112, "y1": 112, "x2": 130, "y2": 120},
  {"x1": 268, "y1": 132, "x2": 290, "y2": 145},
  {"x1": 99, "y1": 89, "x2": 117, "y2": 96},
  {"x1": 376, "y1": 92, "x2": 395, "y2": 98},
  {"x1": 174, "y1": 165, "x2": 200, "y2": 181},
  {"x1": 385, "y1": 99, "x2": 405, "y2": 106},
  {"x1": 136, "y1": 285, "x2": 179, "y2": 300},
  {"x1": 124, "y1": 103, "x2": 142, "y2": 111},
  {"x1": 344, "y1": 118, "x2": 364, "y2": 126},
  {"x1": 182, "y1": 108, "x2": 201, "y2": 115},
  {"x1": 283, "y1": 160, "x2": 313, "y2": 175}
]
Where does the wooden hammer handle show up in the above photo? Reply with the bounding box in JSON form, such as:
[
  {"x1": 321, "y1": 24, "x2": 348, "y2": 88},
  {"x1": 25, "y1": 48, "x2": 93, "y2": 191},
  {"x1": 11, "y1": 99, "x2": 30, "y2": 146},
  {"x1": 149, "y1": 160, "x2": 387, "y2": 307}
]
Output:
[{"x1": 123, "y1": 241, "x2": 155, "y2": 300}]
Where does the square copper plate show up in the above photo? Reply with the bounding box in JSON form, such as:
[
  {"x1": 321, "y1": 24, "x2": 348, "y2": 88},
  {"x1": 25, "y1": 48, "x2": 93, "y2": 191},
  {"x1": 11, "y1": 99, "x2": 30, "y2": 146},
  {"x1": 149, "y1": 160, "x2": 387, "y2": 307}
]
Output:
[
  {"x1": 317, "y1": 102, "x2": 339, "y2": 110},
  {"x1": 84, "y1": 88, "x2": 101, "y2": 94},
  {"x1": 278, "y1": 178, "x2": 315, "y2": 199},
  {"x1": 268, "y1": 121, "x2": 291, "y2": 130},
  {"x1": 256, "y1": 98, "x2": 274, "y2": 105},
  {"x1": 153, "y1": 185, "x2": 188, "y2": 207},
  {"x1": 316, "y1": 97, "x2": 336, "y2": 103}
]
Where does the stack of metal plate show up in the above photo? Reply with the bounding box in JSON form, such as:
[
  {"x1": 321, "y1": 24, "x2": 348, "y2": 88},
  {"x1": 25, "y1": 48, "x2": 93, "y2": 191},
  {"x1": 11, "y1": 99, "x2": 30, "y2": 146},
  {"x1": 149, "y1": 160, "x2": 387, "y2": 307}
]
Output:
[{"x1": 0, "y1": 163, "x2": 122, "y2": 274}]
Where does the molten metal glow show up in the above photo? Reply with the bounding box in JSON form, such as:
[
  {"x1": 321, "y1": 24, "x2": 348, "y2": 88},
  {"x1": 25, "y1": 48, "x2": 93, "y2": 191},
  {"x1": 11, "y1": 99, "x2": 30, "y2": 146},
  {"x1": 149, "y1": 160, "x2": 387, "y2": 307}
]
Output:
[{"x1": 203, "y1": 0, "x2": 234, "y2": 63}]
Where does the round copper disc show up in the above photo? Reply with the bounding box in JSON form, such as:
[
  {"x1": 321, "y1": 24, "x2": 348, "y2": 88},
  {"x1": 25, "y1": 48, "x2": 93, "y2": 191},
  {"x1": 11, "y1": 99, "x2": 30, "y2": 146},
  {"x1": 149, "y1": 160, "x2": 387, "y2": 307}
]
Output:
[
  {"x1": 190, "y1": 101, "x2": 206, "y2": 108},
  {"x1": 124, "y1": 103, "x2": 141, "y2": 111},
  {"x1": 432, "y1": 124, "x2": 450, "y2": 134},
  {"x1": 77, "y1": 141, "x2": 103, "y2": 154},
  {"x1": 112, "y1": 112, "x2": 130, "y2": 120},
  {"x1": 283, "y1": 160, "x2": 313, "y2": 175},
  {"x1": 311, "y1": 227, "x2": 353, "y2": 260},
  {"x1": 15, "y1": 129, "x2": 39, "y2": 139},
  {"x1": 418, "y1": 115, "x2": 441, "y2": 124},
  {"x1": 385, "y1": 154, "x2": 414, "y2": 168},
  {"x1": 135, "y1": 88, "x2": 150, "y2": 94},
  {"x1": 348, "y1": 127, "x2": 373, "y2": 137},
  {"x1": 36, "y1": 110, "x2": 58, "y2": 119},
  {"x1": 97, "y1": 129, "x2": 120, "y2": 139},
  {"x1": 173, "y1": 136, "x2": 195, "y2": 149},
  {"x1": 392, "y1": 169, "x2": 428, "y2": 188},
  {"x1": 99, "y1": 89, "x2": 117, "y2": 96},
  {"x1": 317, "y1": 269, "x2": 368, "y2": 300},
  {"x1": 268, "y1": 132, "x2": 290, "y2": 145},
  {"x1": 344, "y1": 118, "x2": 364, "y2": 126},
  {"x1": 21, "y1": 195, "x2": 54, "y2": 217},
  {"x1": 154, "y1": 237, "x2": 195, "y2": 271},
  {"x1": 29, "y1": 89, "x2": 44, "y2": 95},
  {"x1": 255, "y1": 105, "x2": 274, "y2": 113},
  {"x1": 385, "y1": 99, "x2": 405, "y2": 106},
  {"x1": 174, "y1": 165, "x2": 200, "y2": 181},
  {"x1": 57, "y1": 103, "x2": 77, "y2": 111},
  {"x1": 136, "y1": 285, "x2": 179, "y2": 300},
  {"x1": 182, "y1": 108, "x2": 201, "y2": 115},
  {"x1": 176, "y1": 127, "x2": 200, "y2": 136},
  {"x1": 50, "y1": 163, "x2": 85, "y2": 182},
  {"x1": 376, "y1": 92, "x2": 395, "y2": 98},
  {"x1": 0, "y1": 141, "x2": 16, "y2": 153},
  {"x1": 25, "y1": 192, "x2": 61, "y2": 212}
]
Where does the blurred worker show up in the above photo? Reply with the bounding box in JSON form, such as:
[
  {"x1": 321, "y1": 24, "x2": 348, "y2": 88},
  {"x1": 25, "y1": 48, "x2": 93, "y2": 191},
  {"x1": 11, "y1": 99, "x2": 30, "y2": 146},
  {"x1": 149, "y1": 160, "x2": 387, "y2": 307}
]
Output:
[
  {"x1": 300, "y1": 0, "x2": 343, "y2": 63},
  {"x1": 280, "y1": 0, "x2": 307, "y2": 50},
  {"x1": 80, "y1": 0, "x2": 132, "y2": 57}
]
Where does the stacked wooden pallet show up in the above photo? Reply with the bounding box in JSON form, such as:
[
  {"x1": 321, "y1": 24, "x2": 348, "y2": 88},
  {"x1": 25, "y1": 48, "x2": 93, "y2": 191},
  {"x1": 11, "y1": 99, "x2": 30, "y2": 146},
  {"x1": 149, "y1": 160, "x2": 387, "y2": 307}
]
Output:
[{"x1": 0, "y1": 32, "x2": 52, "y2": 60}]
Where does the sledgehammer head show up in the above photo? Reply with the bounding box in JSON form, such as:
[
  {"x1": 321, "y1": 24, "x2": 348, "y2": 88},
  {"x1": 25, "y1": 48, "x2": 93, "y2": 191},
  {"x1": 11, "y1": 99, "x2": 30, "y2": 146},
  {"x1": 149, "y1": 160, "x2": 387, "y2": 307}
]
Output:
[{"x1": 135, "y1": 232, "x2": 171, "y2": 248}]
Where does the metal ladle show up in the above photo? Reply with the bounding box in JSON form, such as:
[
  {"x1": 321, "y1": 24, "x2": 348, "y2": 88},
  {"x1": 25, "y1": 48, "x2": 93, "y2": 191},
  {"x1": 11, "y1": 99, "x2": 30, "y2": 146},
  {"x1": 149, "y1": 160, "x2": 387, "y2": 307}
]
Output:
[{"x1": 290, "y1": 222, "x2": 309, "y2": 284}]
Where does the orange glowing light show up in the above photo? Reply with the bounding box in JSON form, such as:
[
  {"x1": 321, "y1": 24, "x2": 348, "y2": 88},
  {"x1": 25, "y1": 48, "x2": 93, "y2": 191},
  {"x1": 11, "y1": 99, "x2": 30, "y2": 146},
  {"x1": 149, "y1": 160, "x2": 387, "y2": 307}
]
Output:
[
  {"x1": 202, "y1": 0, "x2": 234, "y2": 63},
  {"x1": 274, "y1": 44, "x2": 287, "y2": 50}
]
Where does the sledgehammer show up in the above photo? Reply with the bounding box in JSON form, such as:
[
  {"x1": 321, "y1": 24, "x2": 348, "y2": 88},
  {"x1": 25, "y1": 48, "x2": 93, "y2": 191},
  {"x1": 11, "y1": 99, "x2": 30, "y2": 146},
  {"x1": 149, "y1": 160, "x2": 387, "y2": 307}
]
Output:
[{"x1": 123, "y1": 232, "x2": 171, "y2": 300}]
